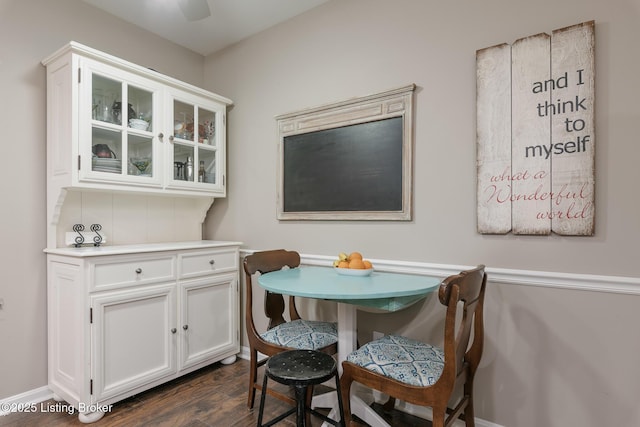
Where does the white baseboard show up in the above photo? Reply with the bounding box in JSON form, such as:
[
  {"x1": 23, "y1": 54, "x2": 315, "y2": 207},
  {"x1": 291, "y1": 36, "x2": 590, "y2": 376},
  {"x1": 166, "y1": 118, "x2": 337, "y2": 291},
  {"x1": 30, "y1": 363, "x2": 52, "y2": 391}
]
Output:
[
  {"x1": 0, "y1": 386, "x2": 53, "y2": 417},
  {"x1": 392, "y1": 397, "x2": 503, "y2": 427},
  {"x1": 238, "y1": 346, "x2": 251, "y2": 361}
]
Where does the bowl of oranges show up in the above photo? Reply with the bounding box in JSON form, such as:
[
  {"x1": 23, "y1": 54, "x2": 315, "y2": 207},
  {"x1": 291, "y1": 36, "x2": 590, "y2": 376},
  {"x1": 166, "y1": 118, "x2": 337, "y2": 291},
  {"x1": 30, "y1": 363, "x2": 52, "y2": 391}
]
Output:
[{"x1": 333, "y1": 251, "x2": 373, "y2": 276}]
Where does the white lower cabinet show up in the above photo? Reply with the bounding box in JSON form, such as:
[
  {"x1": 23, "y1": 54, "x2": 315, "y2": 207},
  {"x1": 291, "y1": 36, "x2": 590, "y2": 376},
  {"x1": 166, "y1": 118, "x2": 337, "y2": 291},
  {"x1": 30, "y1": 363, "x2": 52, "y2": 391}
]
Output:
[
  {"x1": 46, "y1": 241, "x2": 241, "y2": 423},
  {"x1": 179, "y1": 274, "x2": 237, "y2": 370},
  {"x1": 91, "y1": 283, "x2": 177, "y2": 403}
]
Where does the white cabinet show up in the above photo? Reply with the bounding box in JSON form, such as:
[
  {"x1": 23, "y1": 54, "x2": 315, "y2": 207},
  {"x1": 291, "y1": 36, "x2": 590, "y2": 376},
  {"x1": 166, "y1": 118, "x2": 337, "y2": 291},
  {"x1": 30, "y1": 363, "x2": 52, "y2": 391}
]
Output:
[
  {"x1": 177, "y1": 247, "x2": 239, "y2": 370},
  {"x1": 46, "y1": 241, "x2": 241, "y2": 423},
  {"x1": 79, "y1": 57, "x2": 164, "y2": 188},
  {"x1": 42, "y1": 42, "x2": 231, "y2": 199},
  {"x1": 179, "y1": 275, "x2": 237, "y2": 370},
  {"x1": 166, "y1": 89, "x2": 227, "y2": 190},
  {"x1": 91, "y1": 284, "x2": 177, "y2": 403},
  {"x1": 42, "y1": 43, "x2": 240, "y2": 423}
]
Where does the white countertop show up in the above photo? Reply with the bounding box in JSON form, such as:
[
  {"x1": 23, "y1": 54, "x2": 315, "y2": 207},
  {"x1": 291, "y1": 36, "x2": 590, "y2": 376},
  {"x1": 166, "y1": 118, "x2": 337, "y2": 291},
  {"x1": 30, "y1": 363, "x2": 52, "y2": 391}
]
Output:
[{"x1": 44, "y1": 240, "x2": 243, "y2": 257}]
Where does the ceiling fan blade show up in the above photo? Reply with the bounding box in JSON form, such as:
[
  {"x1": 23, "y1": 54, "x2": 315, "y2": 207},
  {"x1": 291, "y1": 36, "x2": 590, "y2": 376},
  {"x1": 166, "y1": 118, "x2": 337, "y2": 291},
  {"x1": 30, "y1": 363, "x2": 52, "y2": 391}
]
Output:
[{"x1": 177, "y1": 0, "x2": 211, "y2": 21}]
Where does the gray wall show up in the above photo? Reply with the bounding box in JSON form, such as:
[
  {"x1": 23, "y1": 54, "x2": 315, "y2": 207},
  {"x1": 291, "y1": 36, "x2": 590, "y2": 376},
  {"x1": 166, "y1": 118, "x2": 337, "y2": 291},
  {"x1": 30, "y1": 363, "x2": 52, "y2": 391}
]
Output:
[
  {"x1": 204, "y1": 0, "x2": 639, "y2": 276},
  {"x1": 202, "y1": 1, "x2": 640, "y2": 426}
]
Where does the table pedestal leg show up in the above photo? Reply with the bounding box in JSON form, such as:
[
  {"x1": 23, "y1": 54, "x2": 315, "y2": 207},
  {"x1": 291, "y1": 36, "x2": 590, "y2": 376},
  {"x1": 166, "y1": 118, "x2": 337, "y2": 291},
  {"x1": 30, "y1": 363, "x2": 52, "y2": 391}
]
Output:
[
  {"x1": 336, "y1": 302, "x2": 357, "y2": 370},
  {"x1": 313, "y1": 302, "x2": 390, "y2": 427}
]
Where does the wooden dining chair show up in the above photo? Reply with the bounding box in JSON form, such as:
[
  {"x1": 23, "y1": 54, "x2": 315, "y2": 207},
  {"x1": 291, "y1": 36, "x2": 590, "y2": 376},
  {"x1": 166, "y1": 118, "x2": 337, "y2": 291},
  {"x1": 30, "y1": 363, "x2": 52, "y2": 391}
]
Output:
[
  {"x1": 340, "y1": 265, "x2": 487, "y2": 427},
  {"x1": 243, "y1": 249, "x2": 339, "y2": 409}
]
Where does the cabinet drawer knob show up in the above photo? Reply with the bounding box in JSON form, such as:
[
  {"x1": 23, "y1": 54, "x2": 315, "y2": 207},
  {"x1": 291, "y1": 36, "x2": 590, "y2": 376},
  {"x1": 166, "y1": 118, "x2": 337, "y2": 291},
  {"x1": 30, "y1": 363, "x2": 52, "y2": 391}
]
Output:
[
  {"x1": 171, "y1": 328, "x2": 177, "y2": 334},
  {"x1": 183, "y1": 325, "x2": 189, "y2": 330},
  {"x1": 135, "y1": 268, "x2": 142, "y2": 274},
  {"x1": 209, "y1": 259, "x2": 215, "y2": 265}
]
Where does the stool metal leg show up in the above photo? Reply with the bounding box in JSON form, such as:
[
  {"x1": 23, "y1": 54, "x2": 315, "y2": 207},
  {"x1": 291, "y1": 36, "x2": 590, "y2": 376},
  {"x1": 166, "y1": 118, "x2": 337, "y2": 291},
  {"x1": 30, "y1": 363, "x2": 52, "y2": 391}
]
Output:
[
  {"x1": 257, "y1": 373, "x2": 297, "y2": 427},
  {"x1": 256, "y1": 373, "x2": 269, "y2": 427},
  {"x1": 306, "y1": 373, "x2": 344, "y2": 426},
  {"x1": 293, "y1": 385, "x2": 308, "y2": 427},
  {"x1": 334, "y1": 372, "x2": 345, "y2": 426}
]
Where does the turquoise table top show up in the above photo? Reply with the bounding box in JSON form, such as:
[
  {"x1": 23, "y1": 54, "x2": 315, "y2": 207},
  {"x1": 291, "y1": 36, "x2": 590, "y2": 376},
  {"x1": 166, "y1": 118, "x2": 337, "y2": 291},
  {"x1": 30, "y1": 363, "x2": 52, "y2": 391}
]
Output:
[{"x1": 258, "y1": 265, "x2": 442, "y2": 311}]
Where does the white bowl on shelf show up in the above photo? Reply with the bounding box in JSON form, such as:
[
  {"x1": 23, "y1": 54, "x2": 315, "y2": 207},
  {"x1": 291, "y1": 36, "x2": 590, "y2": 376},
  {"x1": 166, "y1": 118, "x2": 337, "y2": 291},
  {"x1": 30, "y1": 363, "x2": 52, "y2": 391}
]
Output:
[{"x1": 129, "y1": 119, "x2": 149, "y2": 131}]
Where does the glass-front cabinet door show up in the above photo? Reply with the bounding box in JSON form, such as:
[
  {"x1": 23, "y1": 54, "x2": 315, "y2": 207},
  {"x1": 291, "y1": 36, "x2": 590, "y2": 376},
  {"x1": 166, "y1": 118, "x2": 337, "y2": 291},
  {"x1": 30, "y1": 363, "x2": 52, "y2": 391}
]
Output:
[
  {"x1": 167, "y1": 92, "x2": 225, "y2": 195},
  {"x1": 81, "y1": 59, "x2": 162, "y2": 187}
]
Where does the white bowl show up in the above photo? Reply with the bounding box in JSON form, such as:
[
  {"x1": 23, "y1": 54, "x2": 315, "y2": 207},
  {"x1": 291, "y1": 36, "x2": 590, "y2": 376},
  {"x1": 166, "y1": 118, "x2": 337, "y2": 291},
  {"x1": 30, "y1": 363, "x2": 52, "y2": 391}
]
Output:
[
  {"x1": 129, "y1": 119, "x2": 149, "y2": 130},
  {"x1": 334, "y1": 267, "x2": 373, "y2": 276}
]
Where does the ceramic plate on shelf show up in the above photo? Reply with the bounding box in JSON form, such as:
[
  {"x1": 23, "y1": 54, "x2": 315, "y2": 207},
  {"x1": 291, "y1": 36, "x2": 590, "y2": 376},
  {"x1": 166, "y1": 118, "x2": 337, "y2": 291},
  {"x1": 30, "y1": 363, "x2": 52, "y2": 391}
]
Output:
[
  {"x1": 335, "y1": 267, "x2": 373, "y2": 276},
  {"x1": 93, "y1": 158, "x2": 121, "y2": 165}
]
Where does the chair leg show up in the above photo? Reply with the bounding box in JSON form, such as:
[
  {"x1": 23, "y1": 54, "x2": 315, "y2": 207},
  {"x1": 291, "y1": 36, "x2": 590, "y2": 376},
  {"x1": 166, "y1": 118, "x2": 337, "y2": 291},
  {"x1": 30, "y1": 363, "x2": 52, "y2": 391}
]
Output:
[
  {"x1": 432, "y1": 406, "x2": 446, "y2": 427},
  {"x1": 334, "y1": 369, "x2": 346, "y2": 425},
  {"x1": 339, "y1": 368, "x2": 354, "y2": 426},
  {"x1": 464, "y1": 406, "x2": 476, "y2": 427},
  {"x1": 463, "y1": 380, "x2": 476, "y2": 427},
  {"x1": 247, "y1": 349, "x2": 258, "y2": 408}
]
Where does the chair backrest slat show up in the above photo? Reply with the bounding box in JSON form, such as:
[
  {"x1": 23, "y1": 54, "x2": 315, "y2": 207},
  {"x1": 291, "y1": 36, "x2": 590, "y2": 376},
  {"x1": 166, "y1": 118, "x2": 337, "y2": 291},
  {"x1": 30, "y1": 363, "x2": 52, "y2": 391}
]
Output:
[
  {"x1": 438, "y1": 265, "x2": 487, "y2": 378},
  {"x1": 243, "y1": 250, "x2": 301, "y2": 330}
]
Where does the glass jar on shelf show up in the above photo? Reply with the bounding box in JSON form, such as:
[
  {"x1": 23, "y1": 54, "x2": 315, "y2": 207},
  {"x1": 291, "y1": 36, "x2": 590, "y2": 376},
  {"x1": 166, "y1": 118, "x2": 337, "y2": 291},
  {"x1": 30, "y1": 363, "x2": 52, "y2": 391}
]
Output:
[{"x1": 174, "y1": 101, "x2": 194, "y2": 141}]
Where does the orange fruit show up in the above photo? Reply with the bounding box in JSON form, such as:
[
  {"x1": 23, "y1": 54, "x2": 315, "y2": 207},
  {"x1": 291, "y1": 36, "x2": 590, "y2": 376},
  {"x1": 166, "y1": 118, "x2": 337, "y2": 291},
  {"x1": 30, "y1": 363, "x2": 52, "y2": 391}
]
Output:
[
  {"x1": 349, "y1": 259, "x2": 366, "y2": 269},
  {"x1": 349, "y1": 251, "x2": 363, "y2": 261},
  {"x1": 363, "y1": 260, "x2": 373, "y2": 269},
  {"x1": 338, "y1": 261, "x2": 350, "y2": 269}
]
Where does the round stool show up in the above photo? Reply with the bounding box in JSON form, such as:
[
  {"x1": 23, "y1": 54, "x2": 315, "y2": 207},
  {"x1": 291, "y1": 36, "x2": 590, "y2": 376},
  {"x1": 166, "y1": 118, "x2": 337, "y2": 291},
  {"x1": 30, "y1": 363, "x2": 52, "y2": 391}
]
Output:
[{"x1": 257, "y1": 349, "x2": 344, "y2": 427}]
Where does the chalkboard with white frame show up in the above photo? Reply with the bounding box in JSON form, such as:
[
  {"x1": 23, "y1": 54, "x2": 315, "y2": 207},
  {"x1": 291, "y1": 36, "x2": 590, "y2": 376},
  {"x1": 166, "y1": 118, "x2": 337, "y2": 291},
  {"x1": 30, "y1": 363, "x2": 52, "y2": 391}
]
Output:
[{"x1": 276, "y1": 84, "x2": 415, "y2": 220}]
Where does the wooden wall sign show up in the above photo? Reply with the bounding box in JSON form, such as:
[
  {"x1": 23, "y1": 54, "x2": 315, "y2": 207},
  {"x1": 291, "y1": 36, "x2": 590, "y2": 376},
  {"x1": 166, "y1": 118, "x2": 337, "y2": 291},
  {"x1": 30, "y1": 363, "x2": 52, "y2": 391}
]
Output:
[{"x1": 476, "y1": 21, "x2": 595, "y2": 235}]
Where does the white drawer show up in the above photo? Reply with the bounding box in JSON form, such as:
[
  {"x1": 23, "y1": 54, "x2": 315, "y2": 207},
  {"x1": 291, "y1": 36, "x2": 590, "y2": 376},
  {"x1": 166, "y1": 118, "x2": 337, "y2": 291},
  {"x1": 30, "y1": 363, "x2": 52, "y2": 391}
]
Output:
[
  {"x1": 91, "y1": 255, "x2": 176, "y2": 291},
  {"x1": 179, "y1": 249, "x2": 237, "y2": 279}
]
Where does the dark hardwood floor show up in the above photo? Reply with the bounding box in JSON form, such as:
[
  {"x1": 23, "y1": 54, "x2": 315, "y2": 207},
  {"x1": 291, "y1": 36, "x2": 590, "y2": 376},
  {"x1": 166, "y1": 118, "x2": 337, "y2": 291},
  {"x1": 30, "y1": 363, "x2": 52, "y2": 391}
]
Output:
[{"x1": 0, "y1": 358, "x2": 429, "y2": 426}]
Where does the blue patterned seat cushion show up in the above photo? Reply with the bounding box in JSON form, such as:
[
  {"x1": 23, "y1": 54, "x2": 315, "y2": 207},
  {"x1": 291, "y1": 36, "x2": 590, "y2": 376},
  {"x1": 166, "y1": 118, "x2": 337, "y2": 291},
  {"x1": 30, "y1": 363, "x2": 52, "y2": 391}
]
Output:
[
  {"x1": 260, "y1": 319, "x2": 338, "y2": 350},
  {"x1": 346, "y1": 335, "x2": 444, "y2": 387}
]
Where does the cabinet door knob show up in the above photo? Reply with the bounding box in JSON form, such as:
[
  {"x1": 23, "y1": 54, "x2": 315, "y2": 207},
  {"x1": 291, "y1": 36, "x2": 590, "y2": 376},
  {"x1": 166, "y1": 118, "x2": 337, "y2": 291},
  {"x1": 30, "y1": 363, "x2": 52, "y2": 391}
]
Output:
[
  {"x1": 135, "y1": 268, "x2": 142, "y2": 274},
  {"x1": 171, "y1": 328, "x2": 177, "y2": 334},
  {"x1": 209, "y1": 259, "x2": 215, "y2": 265},
  {"x1": 183, "y1": 325, "x2": 189, "y2": 330},
  {"x1": 158, "y1": 132, "x2": 164, "y2": 141},
  {"x1": 169, "y1": 135, "x2": 174, "y2": 142}
]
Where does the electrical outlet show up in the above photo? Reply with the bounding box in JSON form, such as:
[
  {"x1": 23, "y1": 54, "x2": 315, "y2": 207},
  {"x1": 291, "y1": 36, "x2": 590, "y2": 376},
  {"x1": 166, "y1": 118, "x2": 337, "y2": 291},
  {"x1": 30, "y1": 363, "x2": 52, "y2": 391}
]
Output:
[{"x1": 372, "y1": 330, "x2": 384, "y2": 340}]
